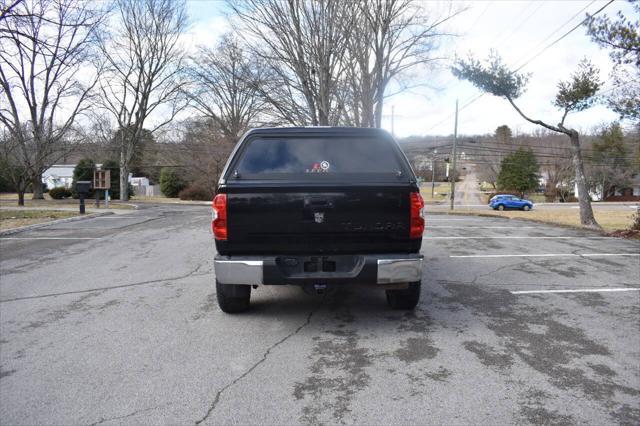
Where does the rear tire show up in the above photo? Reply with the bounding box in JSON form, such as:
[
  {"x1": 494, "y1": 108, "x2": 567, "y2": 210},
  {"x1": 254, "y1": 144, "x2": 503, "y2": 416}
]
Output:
[
  {"x1": 386, "y1": 281, "x2": 421, "y2": 310},
  {"x1": 216, "y1": 280, "x2": 251, "y2": 313},
  {"x1": 497, "y1": 204, "x2": 505, "y2": 211}
]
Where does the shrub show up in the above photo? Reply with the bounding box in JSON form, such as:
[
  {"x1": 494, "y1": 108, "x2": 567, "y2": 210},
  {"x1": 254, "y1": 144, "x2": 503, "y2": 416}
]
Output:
[
  {"x1": 632, "y1": 208, "x2": 640, "y2": 231},
  {"x1": 178, "y1": 184, "x2": 212, "y2": 201},
  {"x1": 159, "y1": 168, "x2": 185, "y2": 198},
  {"x1": 49, "y1": 187, "x2": 72, "y2": 199}
]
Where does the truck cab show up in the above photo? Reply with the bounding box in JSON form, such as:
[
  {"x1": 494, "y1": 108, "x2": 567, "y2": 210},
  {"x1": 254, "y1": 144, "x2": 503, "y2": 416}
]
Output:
[{"x1": 212, "y1": 127, "x2": 424, "y2": 313}]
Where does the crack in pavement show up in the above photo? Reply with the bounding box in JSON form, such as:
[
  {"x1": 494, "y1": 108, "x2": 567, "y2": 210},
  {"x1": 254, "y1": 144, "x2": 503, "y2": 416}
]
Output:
[
  {"x1": 194, "y1": 307, "x2": 319, "y2": 425},
  {"x1": 0, "y1": 264, "x2": 210, "y2": 303},
  {"x1": 88, "y1": 405, "x2": 162, "y2": 426}
]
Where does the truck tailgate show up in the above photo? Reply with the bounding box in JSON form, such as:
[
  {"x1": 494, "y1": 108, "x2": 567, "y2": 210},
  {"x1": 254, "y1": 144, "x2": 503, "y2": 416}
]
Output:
[{"x1": 223, "y1": 185, "x2": 419, "y2": 254}]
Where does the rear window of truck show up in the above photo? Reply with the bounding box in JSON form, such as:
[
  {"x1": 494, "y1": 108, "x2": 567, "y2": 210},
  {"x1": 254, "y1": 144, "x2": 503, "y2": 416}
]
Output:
[{"x1": 233, "y1": 137, "x2": 405, "y2": 178}]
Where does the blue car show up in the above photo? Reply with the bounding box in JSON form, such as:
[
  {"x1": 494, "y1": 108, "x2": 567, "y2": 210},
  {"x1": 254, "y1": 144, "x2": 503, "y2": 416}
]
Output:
[{"x1": 489, "y1": 195, "x2": 533, "y2": 211}]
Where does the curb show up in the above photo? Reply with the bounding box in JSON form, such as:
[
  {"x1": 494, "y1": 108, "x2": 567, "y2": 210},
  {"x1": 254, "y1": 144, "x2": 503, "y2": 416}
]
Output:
[{"x1": 0, "y1": 211, "x2": 114, "y2": 236}]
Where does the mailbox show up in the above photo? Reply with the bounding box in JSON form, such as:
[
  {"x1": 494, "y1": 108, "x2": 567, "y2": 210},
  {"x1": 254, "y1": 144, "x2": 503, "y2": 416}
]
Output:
[
  {"x1": 75, "y1": 181, "x2": 92, "y2": 194},
  {"x1": 75, "y1": 181, "x2": 92, "y2": 214}
]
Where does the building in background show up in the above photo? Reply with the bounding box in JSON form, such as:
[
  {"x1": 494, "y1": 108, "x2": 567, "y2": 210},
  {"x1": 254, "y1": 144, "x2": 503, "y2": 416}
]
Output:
[{"x1": 42, "y1": 165, "x2": 76, "y2": 189}]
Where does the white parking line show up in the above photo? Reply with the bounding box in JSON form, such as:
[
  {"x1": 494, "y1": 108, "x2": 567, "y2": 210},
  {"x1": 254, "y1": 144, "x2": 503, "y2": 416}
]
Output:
[
  {"x1": 511, "y1": 288, "x2": 640, "y2": 295},
  {"x1": 0, "y1": 237, "x2": 100, "y2": 240},
  {"x1": 450, "y1": 253, "x2": 640, "y2": 258},
  {"x1": 424, "y1": 236, "x2": 610, "y2": 240},
  {"x1": 428, "y1": 226, "x2": 538, "y2": 229}
]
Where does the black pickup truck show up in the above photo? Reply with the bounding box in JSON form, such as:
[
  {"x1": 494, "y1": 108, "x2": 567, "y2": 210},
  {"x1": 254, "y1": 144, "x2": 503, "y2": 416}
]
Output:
[{"x1": 212, "y1": 127, "x2": 424, "y2": 313}]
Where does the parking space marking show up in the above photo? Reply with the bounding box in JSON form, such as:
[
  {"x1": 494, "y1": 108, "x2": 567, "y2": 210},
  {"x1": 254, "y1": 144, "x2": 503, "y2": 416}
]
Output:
[
  {"x1": 450, "y1": 253, "x2": 640, "y2": 258},
  {"x1": 0, "y1": 237, "x2": 101, "y2": 240},
  {"x1": 428, "y1": 226, "x2": 538, "y2": 229},
  {"x1": 424, "y1": 236, "x2": 610, "y2": 240},
  {"x1": 511, "y1": 288, "x2": 640, "y2": 295}
]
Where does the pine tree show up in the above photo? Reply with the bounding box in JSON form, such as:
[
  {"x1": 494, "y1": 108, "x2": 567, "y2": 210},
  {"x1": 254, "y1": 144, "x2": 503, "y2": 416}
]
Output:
[{"x1": 497, "y1": 148, "x2": 540, "y2": 197}]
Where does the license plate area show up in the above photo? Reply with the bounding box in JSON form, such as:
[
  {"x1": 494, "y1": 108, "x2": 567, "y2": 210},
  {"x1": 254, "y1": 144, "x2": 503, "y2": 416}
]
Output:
[{"x1": 275, "y1": 255, "x2": 364, "y2": 278}]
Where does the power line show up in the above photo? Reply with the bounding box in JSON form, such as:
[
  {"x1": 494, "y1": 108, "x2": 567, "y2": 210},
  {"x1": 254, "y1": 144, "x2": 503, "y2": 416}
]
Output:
[
  {"x1": 423, "y1": 0, "x2": 615, "y2": 135},
  {"x1": 467, "y1": 1, "x2": 494, "y2": 34},
  {"x1": 510, "y1": 0, "x2": 597, "y2": 70},
  {"x1": 493, "y1": 1, "x2": 546, "y2": 50},
  {"x1": 488, "y1": 1, "x2": 536, "y2": 46},
  {"x1": 513, "y1": 0, "x2": 614, "y2": 72}
]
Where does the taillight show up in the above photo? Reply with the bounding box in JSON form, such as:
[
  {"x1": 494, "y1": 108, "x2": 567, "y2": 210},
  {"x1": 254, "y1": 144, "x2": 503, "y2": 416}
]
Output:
[
  {"x1": 410, "y1": 192, "x2": 424, "y2": 239},
  {"x1": 212, "y1": 194, "x2": 227, "y2": 240}
]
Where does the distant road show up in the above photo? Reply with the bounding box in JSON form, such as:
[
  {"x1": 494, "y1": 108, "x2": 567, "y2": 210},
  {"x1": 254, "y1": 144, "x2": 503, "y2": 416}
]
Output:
[{"x1": 453, "y1": 166, "x2": 483, "y2": 205}]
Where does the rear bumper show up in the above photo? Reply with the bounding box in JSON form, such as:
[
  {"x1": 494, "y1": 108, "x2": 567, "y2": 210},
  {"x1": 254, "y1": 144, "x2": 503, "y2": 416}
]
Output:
[{"x1": 214, "y1": 253, "x2": 423, "y2": 286}]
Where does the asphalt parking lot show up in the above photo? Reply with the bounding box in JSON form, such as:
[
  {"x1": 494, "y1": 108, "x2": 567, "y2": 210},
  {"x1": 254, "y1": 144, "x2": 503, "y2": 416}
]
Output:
[{"x1": 1, "y1": 205, "x2": 639, "y2": 425}]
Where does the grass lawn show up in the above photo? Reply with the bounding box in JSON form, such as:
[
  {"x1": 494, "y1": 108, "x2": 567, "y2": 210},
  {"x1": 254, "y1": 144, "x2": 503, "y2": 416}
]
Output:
[
  {"x1": 420, "y1": 183, "x2": 450, "y2": 203},
  {"x1": 0, "y1": 209, "x2": 78, "y2": 230},
  {"x1": 428, "y1": 206, "x2": 637, "y2": 233},
  {"x1": 0, "y1": 193, "x2": 135, "y2": 209},
  {"x1": 526, "y1": 194, "x2": 546, "y2": 203}
]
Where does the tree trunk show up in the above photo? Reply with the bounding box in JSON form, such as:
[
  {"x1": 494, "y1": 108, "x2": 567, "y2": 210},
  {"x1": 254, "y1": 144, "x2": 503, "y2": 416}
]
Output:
[
  {"x1": 569, "y1": 132, "x2": 600, "y2": 229},
  {"x1": 374, "y1": 96, "x2": 384, "y2": 128},
  {"x1": 31, "y1": 173, "x2": 44, "y2": 199},
  {"x1": 120, "y1": 150, "x2": 129, "y2": 201},
  {"x1": 18, "y1": 190, "x2": 25, "y2": 206}
]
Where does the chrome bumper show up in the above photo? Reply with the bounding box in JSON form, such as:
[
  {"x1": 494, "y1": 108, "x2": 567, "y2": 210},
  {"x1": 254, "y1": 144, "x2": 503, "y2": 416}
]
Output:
[
  {"x1": 214, "y1": 255, "x2": 422, "y2": 285},
  {"x1": 376, "y1": 258, "x2": 423, "y2": 284},
  {"x1": 214, "y1": 258, "x2": 264, "y2": 285}
]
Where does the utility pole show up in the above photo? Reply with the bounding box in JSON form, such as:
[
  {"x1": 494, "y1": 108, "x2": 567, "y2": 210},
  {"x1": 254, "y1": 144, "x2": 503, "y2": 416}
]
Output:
[
  {"x1": 449, "y1": 99, "x2": 459, "y2": 211},
  {"x1": 431, "y1": 149, "x2": 437, "y2": 198},
  {"x1": 391, "y1": 105, "x2": 395, "y2": 137}
]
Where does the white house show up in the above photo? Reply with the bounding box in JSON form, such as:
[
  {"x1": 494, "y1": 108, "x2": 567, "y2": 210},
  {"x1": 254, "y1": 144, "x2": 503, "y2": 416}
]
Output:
[
  {"x1": 130, "y1": 177, "x2": 149, "y2": 187},
  {"x1": 43, "y1": 164, "x2": 138, "y2": 190},
  {"x1": 42, "y1": 165, "x2": 75, "y2": 189}
]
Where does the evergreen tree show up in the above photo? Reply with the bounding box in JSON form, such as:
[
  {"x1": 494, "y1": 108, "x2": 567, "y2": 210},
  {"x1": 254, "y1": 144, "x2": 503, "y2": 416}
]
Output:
[
  {"x1": 159, "y1": 168, "x2": 185, "y2": 198},
  {"x1": 497, "y1": 148, "x2": 540, "y2": 197},
  {"x1": 72, "y1": 159, "x2": 96, "y2": 198}
]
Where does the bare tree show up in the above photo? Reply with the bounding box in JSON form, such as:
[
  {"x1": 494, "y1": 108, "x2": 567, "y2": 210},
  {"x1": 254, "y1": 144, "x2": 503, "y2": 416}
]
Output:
[
  {"x1": 472, "y1": 125, "x2": 514, "y2": 189},
  {"x1": 0, "y1": 0, "x2": 24, "y2": 22},
  {"x1": 344, "y1": 0, "x2": 460, "y2": 127},
  {"x1": 178, "y1": 118, "x2": 235, "y2": 195},
  {"x1": 230, "y1": 0, "x2": 354, "y2": 126},
  {"x1": 0, "y1": 0, "x2": 105, "y2": 204},
  {"x1": 98, "y1": 0, "x2": 188, "y2": 201},
  {"x1": 0, "y1": 126, "x2": 29, "y2": 204},
  {"x1": 536, "y1": 132, "x2": 574, "y2": 202},
  {"x1": 187, "y1": 35, "x2": 266, "y2": 141},
  {"x1": 454, "y1": 54, "x2": 602, "y2": 229},
  {"x1": 586, "y1": 122, "x2": 633, "y2": 199}
]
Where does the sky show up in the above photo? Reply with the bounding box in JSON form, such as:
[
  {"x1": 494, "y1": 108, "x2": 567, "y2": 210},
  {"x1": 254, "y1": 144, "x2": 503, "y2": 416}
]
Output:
[{"x1": 181, "y1": 0, "x2": 633, "y2": 138}]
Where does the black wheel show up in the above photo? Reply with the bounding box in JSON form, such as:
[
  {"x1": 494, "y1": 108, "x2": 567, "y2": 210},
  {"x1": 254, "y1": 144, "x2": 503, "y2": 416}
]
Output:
[
  {"x1": 497, "y1": 204, "x2": 505, "y2": 211},
  {"x1": 523, "y1": 205, "x2": 530, "y2": 211},
  {"x1": 216, "y1": 280, "x2": 251, "y2": 313},
  {"x1": 386, "y1": 281, "x2": 421, "y2": 310}
]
